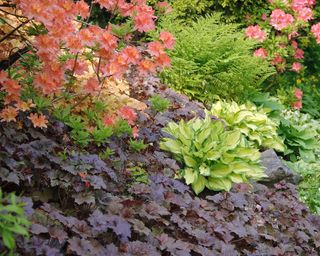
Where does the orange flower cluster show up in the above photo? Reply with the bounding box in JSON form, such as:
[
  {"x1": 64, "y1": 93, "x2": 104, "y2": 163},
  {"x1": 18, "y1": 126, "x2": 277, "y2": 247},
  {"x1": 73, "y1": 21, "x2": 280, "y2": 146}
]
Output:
[{"x1": 12, "y1": 0, "x2": 174, "y2": 96}]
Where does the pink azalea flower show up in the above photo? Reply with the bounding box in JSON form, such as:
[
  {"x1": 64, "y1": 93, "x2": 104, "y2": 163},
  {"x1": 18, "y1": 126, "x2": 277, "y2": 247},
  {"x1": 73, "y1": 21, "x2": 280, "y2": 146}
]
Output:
[
  {"x1": 297, "y1": 7, "x2": 313, "y2": 22},
  {"x1": 254, "y1": 48, "x2": 268, "y2": 58},
  {"x1": 291, "y1": 41, "x2": 298, "y2": 49},
  {"x1": 311, "y1": 23, "x2": 320, "y2": 43},
  {"x1": 245, "y1": 25, "x2": 267, "y2": 42},
  {"x1": 270, "y1": 9, "x2": 294, "y2": 31},
  {"x1": 292, "y1": 62, "x2": 303, "y2": 72},
  {"x1": 291, "y1": 0, "x2": 315, "y2": 11},
  {"x1": 294, "y1": 88, "x2": 303, "y2": 100},
  {"x1": 294, "y1": 48, "x2": 304, "y2": 59},
  {"x1": 271, "y1": 54, "x2": 285, "y2": 65},
  {"x1": 293, "y1": 100, "x2": 302, "y2": 109}
]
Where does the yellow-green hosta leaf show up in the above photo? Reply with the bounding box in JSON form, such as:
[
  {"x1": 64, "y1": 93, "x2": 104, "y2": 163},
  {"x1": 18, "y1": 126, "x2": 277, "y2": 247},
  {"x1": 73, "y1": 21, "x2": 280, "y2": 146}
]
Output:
[
  {"x1": 192, "y1": 175, "x2": 207, "y2": 195},
  {"x1": 220, "y1": 152, "x2": 235, "y2": 164},
  {"x1": 184, "y1": 168, "x2": 198, "y2": 185},
  {"x1": 248, "y1": 132, "x2": 262, "y2": 145},
  {"x1": 184, "y1": 155, "x2": 197, "y2": 167},
  {"x1": 230, "y1": 162, "x2": 255, "y2": 175},
  {"x1": 222, "y1": 130, "x2": 241, "y2": 149},
  {"x1": 199, "y1": 165, "x2": 210, "y2": 176},
  {"x1": 232, "y1": 147, "x2": 260, "y2": 162},
  {"x1": 160, "y1": 139, "x2": 182, "y2": 155},
  {"x1": 206, "y1": 150, "x2": 221, "y2": 161},
  {"x1": 210, "y1": 163, "x2": 232, "y2": 178},
  {"x1": 228, "y1": 173, "x2": 245, "y2": 183},
  {"x1": 263, "y1": 138, "x2": 285, "y2": 152},
  {"x1": 196, "y1": 127, "x2": 212, "y2": 145},
  {"x1": 211, "y1": 101, "x2": 222, "y2": 116},
  {"x1": 206, "y1": 177, "x2": 232, "y2": 191},
  {"x1": 234, "y1": 110, "x2": 253, "y2": 123}
]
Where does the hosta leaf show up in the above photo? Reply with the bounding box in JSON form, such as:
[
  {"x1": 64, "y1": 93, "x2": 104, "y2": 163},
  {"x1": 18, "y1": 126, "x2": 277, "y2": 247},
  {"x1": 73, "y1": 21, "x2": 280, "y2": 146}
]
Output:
[
  {"x1": 222, "y1": 130, "x2": 241, "y2": 150},
  {"x1": 192, "y1": 175, "x2": 206, "y2": 195},
  {"x1": 160, "y1": 139, "x2": 182, "y2": 155},
  {"x1": 210, "y1": 164, "x2": 232, "y2": 178},
  {"x1": 184, "y1": 168, "x2": 198, "y2": 185},
  {"x1": 206, "y1": 150, "x2": 221, "y2": 161},
  {"x1": 199, "y1": 165, "x2": 210, "y2": 176},
  {"x1": 228, "y1": 173, "x2": 245, "y2": 183},
  {"x1": 206, "y1": 177, "x2": 232, "y2": 191},
  {"x1": 184, "y1": 155, "x2": 197, "y2": 168}
]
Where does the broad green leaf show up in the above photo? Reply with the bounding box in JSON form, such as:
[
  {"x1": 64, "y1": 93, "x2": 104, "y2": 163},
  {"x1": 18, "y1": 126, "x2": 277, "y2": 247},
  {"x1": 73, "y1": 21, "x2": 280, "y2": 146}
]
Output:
[
  {"x1": 184, "y1": 168, "x2": 198, "y2": 185},
  {"x1": 222, "y1": 130, "x2": 241, "y2": 149},
  {"x1": 2, "y1": 229, "x2": 15, "y2": 249},
  {"x1": 228, "y1": 173, "x2": 244, "y2": 183},
  {"x1": 199, "y1": 165, "x2": 210, "y2": 176},
  {"x1": 192, "y1": 176, "x2": 206, "y2": 195},
  {"x1": 206, "y1": 177, "x2": 232, "y2": 191},
  {"x1": 184, "y1": 155, "x2": 197, "y2": 167},
  {"x1": 210, "y1": 164, "x2": 232, "y2": 178},
  {"x1": 160, "y1": 139, "x2": 182, "y2": 155}
]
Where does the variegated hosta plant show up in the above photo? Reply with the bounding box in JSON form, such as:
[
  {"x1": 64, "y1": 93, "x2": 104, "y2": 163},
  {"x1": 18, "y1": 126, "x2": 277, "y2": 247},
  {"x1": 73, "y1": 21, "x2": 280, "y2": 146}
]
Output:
[
  {"x1": 210, "y1": 100, "x2": 284, "y2": 152},
  {"x1": 160, "y1": 114, "x2": 266, "y2": 194}
]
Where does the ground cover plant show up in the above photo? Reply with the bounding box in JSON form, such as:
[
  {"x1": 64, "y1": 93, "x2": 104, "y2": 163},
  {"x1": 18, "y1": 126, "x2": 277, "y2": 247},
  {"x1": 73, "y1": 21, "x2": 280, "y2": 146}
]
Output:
[{"x1": 0, "y1": 0, "x2": 320, "y2": 255}]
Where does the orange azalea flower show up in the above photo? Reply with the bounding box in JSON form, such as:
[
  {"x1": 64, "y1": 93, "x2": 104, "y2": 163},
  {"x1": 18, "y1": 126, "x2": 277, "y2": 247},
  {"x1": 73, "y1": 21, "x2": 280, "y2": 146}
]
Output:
[
  {"x1": 0, "y1": 70, "x2": 9, "y2": 84},
  {"x1": 2, "y1": 79, "x2": 21, "y2": 97},
  {"x1": 15, "y1": 100, "x2": 35, "y2": 112},
  {"x1": 28, "y1": 113, "x2": 48, "y2": 128},
  {"x1": 0, "y1": 106, "x2": 18, "y2": 122},
  {"x1": 84, "y1": 77, "x2": 100, "y2": 95},
  {"x1": 103, "y1": 115, "x2": 116, "y2": 126},
  {"x1": 118, "y1": 106, "x2": 137, "y2": 125}
]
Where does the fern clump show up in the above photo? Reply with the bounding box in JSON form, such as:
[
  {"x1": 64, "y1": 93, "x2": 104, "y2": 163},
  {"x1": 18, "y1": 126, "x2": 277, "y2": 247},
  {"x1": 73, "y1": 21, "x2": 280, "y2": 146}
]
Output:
[{"x1": 159, "y1": 14, "x2": 275, "y2": 103}]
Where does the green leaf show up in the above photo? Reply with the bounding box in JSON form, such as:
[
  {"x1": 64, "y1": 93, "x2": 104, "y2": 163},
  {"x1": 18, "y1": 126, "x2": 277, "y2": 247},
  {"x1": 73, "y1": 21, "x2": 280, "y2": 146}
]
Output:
[
  {"x1": 191, "y1": 175, "x2": 206, "y2": 195},
  {"x1": 222, "y1": 130, "x2": 241, "y2": 149},
  {"x1": 2, "y1": 229, "x2": 15, "y2": 250},
  {"x1": 183, "y1": 155, "x2": 197, "y2": 167},
  {"x1": 184, "y1": 168, "x2": 198, "y2": 185},
  {"x1": 206, "y1": 177, "x2": 232, "y2": 191},
  {"x1": 199, "y1": 165, "x2": 210, "y2": 176}
]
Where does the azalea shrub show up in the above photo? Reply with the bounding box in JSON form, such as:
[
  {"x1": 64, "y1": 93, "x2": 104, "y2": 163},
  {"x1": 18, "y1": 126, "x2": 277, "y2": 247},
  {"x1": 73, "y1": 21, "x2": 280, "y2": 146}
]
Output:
[
  {"x1": 160, "y1": 113, "x2": 266, "y2": 194},
  {"x1": 245, "y1": 0, "x2": 320, "y2": 73},
  {"x1": 210, "y1": 100, "x2": 285, "y2": 152},
  {"x1": 0, "y1": 0, "x2": 175, "y2": 144}
]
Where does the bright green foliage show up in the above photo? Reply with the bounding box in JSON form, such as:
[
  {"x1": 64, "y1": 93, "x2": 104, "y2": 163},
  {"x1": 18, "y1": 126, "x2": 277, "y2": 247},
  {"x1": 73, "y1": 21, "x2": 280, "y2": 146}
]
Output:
[
  {"x1": 0, "y1": 189, "x2": 30, "y2": 255},
  {"x1": 211, "y1": 101, "x2": 284, "y2": 152},
  {"x1": 129, "y1": 139, "x2": 148, "y2": 152},
  {"x1": 285, "y1": 160, "x2": 320, "y2": 214},
  {"x1": 159, "y1": 14, "x2": 275, "y2": 103},
  {"x1": 127, "y1": 166, "x2": 149, "y2": 184},
  {"x1": 160, "y1": 113, "x2": 266, "y2": 194},
  {"x1": 148, "y1": 0, "x2": 266, "y2": 22},
  {"x1": 149, "y1": 94, "x2": 171, "y2": 112},
  {"x1": 278, "y1": 110, "x2": 320, "y2": 162}
]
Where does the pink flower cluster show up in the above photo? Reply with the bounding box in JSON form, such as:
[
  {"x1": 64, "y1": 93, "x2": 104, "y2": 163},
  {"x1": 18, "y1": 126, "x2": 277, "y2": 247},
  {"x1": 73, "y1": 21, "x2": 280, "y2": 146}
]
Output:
[
  {"x1": 245, "y1": 25, "x2": 267, "y2": 42},
  {"x1": 293, "y1": 88, "x2": 303, "y2": 109},
  {"x1": 311, "y1": 23, "x2": 320, "y2": 43},
  {"x1": 297, "y1": 7, "x2": 313, "y2": 21},
  {"x1": 291, "y1": 0, "x2": 315, "y2": 12},
  {"x1": 254, "y1": 48, "x2": 268, "y2": 58},
  {"x1": 270, "y1": 9, "x2": 294, "y2": 30}
]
